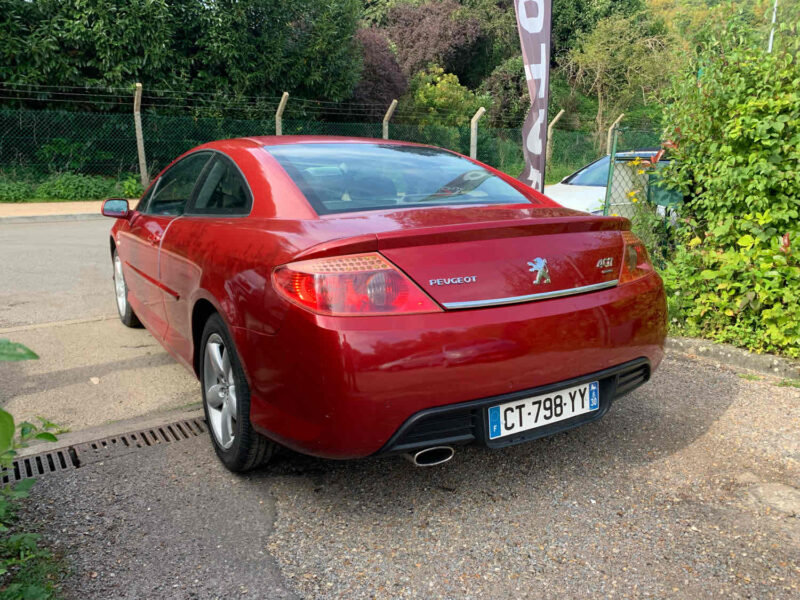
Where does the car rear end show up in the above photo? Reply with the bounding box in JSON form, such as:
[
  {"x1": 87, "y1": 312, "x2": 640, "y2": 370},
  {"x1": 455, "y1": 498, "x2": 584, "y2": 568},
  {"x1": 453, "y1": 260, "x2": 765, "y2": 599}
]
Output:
[{"x1": 239, "y1": 140, "x2": 667, "y2": 460}]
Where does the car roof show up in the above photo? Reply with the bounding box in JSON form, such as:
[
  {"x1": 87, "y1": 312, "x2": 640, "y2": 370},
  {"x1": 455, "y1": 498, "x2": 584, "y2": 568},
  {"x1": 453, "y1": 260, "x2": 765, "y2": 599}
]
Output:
[{"x1": 615, "y1": 148, "x2": 661, "y2": 158}]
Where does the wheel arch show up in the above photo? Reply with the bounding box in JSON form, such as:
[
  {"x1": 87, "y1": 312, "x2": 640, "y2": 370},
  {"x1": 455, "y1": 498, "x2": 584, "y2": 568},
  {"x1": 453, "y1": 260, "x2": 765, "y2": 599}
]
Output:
[{"x1": 191, "y1": 298, "x2": 219, "y2": 377}]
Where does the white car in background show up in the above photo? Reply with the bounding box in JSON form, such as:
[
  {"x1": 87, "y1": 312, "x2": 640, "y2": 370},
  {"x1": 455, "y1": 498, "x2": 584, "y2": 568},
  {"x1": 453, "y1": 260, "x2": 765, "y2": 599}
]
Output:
[{"x1": 545, "y1": 150, "x2": 660, "y2": 214}]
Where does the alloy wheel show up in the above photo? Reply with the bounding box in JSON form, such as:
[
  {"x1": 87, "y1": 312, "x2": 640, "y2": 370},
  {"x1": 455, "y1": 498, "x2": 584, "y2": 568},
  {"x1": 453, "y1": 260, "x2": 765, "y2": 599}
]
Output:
[
  {"x1": 203, "y1": 333, "x2": 238, "y2": 450},
  {"x1": 113, "y1": 254, "x2": 129, "y2": 316}
]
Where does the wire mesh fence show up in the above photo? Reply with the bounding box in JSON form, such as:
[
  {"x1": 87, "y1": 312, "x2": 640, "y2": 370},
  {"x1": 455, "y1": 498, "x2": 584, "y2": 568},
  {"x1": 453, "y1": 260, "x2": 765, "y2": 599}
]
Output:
[
  {"x1": 0, "y1": 92, "x2": 661, "y2": 209},
  {"x1": 602, "y1": 127, "x2": 682, "y2": 266}
]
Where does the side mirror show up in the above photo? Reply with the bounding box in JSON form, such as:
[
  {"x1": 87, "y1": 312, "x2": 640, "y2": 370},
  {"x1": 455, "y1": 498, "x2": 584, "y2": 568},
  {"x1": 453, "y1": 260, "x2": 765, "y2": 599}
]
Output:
[{"x1": 102, "y1": 198, "x2": 130, "y2": 219}]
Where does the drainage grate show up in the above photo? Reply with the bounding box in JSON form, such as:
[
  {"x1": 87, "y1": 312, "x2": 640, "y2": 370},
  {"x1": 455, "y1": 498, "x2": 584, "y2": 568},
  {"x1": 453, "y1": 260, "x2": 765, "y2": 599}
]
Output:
[{"x1": 2, "y1": 417, "x2": 206, "y2": 484}]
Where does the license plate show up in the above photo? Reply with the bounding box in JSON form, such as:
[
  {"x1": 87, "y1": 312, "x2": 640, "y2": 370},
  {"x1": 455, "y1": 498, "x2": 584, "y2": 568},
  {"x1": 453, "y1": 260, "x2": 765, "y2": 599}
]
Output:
[{"x1": 487, "y1": 381, "x2": 599, "y2": 440}]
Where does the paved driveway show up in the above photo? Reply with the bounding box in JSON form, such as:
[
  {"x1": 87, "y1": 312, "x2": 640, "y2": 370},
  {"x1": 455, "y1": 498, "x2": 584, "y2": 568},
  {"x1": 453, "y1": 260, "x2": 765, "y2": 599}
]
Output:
[
  {"x1": 0, "y1": 219, "x2": 197, "y2": 430},
  {"x1": 22, "y1": 356, "x2": 800, "y2": 599}
]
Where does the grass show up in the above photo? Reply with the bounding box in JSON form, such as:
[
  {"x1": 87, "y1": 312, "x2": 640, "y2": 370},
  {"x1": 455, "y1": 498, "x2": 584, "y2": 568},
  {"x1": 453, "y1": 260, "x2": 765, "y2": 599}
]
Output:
[
  {"x1": 737, "y1": 373, "x2": 762, "y2": 381},
  {"x1": 778, "y1": 378, "x2": 800, "y2": 389}
]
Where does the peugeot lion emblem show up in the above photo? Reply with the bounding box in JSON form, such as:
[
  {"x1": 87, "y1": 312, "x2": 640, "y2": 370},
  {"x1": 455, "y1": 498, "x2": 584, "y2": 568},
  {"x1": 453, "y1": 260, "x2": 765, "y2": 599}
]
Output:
[{"x1": 528, "y1": 258, "x2": 551, "y2": 285}]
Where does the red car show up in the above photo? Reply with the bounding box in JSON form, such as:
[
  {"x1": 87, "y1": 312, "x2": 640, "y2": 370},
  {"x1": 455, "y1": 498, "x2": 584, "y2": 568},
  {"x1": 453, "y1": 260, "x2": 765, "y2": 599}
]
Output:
[{"x1": 102, "y1": 137, "x2": 666, "y2": 472}]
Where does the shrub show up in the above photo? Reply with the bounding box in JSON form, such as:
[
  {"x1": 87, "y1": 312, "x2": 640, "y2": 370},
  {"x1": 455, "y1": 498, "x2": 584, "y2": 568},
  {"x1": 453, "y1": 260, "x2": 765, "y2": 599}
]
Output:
[
  {"x1": 0, "y1": 340, "x2": 62, "y2": 599},
  {"x1": 401, "y1": 66, "x2": 489, "y2": 128},
  {"x1": 120, "y1": 175, "x2": 144, "y2": 199},
  {"x1": 33, "y1": 173, "x2": 118, "y2": 201},
  {"x1": 660, "y1": 17, "x2": 800, "y2": 357},
  {"x1": 0, "y1": 182, "x2": 34, "y2": 203}
]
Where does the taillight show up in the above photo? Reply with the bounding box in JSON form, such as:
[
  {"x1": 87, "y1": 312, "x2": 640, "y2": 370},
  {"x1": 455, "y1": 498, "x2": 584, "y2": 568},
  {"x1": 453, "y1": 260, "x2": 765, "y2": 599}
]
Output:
[
  {"x1": 272, "y1": 252, "x2": 442, "y2": 316},
  {"x1": 619, "y1": 231, "x2": 653, "y2": 284}
]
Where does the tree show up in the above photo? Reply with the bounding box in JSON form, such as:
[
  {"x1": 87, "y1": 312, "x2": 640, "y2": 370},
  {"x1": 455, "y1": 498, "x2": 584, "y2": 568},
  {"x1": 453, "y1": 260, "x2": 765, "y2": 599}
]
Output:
[
  {"x1": 563, "y1": 13, "x2": 677, "y2": 137},
  {"x1": 0, "y1": 0, "x2": 363, "y2": 105},
  {"x1": 384, "y1": 0, "x2": 487, "y2": 88},
  {"x1": 348, "y1": 28, "x2": 408, "y2": 117}
]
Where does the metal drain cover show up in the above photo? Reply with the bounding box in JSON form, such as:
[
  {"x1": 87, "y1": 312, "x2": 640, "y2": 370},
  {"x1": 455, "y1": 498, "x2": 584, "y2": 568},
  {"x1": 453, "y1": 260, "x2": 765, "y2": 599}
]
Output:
[{"x1": 2, "y1": 417, "x2": 207, "y2": 484}]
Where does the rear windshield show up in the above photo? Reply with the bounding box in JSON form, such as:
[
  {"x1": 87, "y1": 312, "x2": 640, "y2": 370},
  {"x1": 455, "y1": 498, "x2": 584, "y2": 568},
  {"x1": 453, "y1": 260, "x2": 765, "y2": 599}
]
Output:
[{"x1": 264, "y1": 143, "x2": 535, "y2": 215}]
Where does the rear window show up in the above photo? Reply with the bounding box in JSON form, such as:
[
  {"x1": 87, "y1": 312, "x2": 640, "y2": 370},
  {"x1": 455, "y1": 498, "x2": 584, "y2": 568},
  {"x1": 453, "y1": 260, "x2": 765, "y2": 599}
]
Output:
[{"x1": 264, "y1": 143, "x2": 535, "y2": 215}]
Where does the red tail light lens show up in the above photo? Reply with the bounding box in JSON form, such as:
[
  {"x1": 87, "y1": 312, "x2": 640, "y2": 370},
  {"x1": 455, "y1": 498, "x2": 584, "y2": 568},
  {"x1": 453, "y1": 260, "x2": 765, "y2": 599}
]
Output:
[
  {"x1": 272, "y1": 253, "x2": 442, "y2": 316},
  {"x1": 619, "y1": 231, "x2": 653, "y2": 284}
]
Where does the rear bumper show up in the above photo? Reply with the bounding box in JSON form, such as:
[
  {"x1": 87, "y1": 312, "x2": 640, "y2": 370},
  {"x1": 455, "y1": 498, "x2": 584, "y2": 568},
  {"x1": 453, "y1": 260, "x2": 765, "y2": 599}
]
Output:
[
  {"x1": 235, "y1": 271, "x2": 667, "y2": 459},
  {"x1": 378, "y1": 357, "x2": 649, "y2": 455}
]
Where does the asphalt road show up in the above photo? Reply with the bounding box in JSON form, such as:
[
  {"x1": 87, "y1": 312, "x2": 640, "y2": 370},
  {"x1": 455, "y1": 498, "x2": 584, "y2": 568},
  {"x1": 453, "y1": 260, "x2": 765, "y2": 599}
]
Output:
[
  {"x1": 0, "y1": 219, "x2": 197, "y2": 430},
  {"x1": 0, "y1": 219, "x2": 113, "y2": 327},
  {"x1": 4, "y1": 219, "x2": 800, "y2": 598}
]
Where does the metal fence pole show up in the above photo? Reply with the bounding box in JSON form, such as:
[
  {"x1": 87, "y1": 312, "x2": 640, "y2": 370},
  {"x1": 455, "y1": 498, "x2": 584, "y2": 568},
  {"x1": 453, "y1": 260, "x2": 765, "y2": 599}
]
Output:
[
  {"x1": 603, "y1": 127, "x2": 619, "y2": 216},
  {"x1": 382, "y1": 99, "x2": 398, "y2": 140},
  {"x1": 275, "y1": 92, "x2": 289, "y2": 136},
  {"x1": 470, "y1": 107, "x2": 486, "y2": 159},
  {"x1": 133, "y1": 83, "x2": 149, "y2": 188},
  {"x1": 546, "y1": 109, "x2": 565, "y2": 165},
  {"x1": 606, "y1": 113, "x2": 625, "y2": 155}
]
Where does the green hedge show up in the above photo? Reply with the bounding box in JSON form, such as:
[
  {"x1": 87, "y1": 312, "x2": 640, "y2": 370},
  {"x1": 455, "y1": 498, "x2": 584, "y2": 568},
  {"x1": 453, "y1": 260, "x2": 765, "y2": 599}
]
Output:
[{"x1": 0, "y1": 171, "x2": 142, "y2": 202}]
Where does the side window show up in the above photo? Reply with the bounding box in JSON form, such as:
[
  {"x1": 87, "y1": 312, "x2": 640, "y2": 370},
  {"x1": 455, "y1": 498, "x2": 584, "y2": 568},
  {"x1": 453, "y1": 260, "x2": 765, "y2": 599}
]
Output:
[
  {"x1": 144, "y1": 152, "x2": 212, "y2": 216},
  {"x1": 190, "y1": 155, "x2": 252, "y2": 215},
  {"x1": 136, "y1": 183, "x2": 156, "y2": 212}
]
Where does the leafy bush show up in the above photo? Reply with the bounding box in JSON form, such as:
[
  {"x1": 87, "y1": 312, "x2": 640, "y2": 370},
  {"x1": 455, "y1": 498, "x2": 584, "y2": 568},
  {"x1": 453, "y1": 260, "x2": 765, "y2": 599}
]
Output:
[
  {"x1": 120, "y1": 175, "x2": 144, "y2": 199},
  {"x1": 0, "y1": 341, "x2": 62, "y2": 599},
  {"x1": 0, "y1": 182, "x2": 34, "y2": 203},
  {"x1": 401, "y1": 66, "x2": 489, "y2": 128},
  {"x1": 660, "y1": 17, "x2": 800, "y2": 357},
  {"x1": 33, "y1": 173, "x2": 118, "y2": 201}
]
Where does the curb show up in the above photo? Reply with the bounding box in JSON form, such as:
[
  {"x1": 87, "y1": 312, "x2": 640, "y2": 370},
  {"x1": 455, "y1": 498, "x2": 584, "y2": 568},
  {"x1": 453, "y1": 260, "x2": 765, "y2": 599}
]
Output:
[
  {"x1": 0, "y1": 213, "x2": 104, "y2": 224},
  {"x1": 666, "y1": 336, "x2": 799, "y2": 379},
  {"x1": 16, "y1": 405, "x2": 204, "y2": 459}
]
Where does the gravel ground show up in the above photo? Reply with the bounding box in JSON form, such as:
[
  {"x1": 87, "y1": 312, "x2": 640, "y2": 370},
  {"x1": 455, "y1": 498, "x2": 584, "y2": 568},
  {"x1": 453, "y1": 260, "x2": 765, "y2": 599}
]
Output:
[{"x1": 21, "y1": 355, "x2": 800, "y2": 598}]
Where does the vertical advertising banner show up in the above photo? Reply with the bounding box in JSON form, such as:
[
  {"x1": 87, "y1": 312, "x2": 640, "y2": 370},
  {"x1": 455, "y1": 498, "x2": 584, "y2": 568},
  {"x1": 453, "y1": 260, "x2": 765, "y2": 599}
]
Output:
[{"x1": 513, "y1": 0, "x2": 552, "y2": 192}]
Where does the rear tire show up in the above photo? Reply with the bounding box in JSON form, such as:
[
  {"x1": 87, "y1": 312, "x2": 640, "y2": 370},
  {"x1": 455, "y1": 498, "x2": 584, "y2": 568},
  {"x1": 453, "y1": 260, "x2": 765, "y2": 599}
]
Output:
[
  {"x1": 113, "y1": 250, "x2": 142, "y2": 328},
  {"x1": 200, "y1": 313, "x2": 275, "y2": 472}
]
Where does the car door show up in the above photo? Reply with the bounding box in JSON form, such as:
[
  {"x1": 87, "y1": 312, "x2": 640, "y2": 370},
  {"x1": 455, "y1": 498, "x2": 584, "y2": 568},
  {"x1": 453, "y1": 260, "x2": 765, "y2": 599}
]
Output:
[
  {"x1": 158, "y1": 154, "x2": 254, "y2": 363},
  {"x1": 121, "y1": 152, "x2": 212, "y2": 338}
]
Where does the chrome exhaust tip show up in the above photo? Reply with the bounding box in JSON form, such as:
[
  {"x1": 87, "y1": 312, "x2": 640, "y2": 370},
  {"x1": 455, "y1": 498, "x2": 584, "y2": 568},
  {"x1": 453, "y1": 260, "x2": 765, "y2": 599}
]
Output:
[{"x1": 405, "y1": 446, "x2": 455, "y2": 467}]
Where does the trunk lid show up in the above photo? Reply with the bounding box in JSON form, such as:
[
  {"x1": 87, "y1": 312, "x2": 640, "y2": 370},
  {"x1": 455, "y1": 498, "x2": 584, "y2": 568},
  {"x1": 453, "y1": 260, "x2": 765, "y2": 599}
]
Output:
[{"x1": 376, "y1": 211, "x2": 626, "y2": 309}]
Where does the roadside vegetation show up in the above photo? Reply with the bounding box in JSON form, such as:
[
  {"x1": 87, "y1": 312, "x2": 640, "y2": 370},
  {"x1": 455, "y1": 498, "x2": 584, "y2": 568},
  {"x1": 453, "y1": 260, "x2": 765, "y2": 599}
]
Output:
[
  {"x1": 0, "y1": 171, "x2": 142, "y2": 203},
  {"x1": 0, "y1": 341, "x2": 64, "y2": 599},
  {"x1": 660, "y1": 14, "x2": 800, "y2": 358}
]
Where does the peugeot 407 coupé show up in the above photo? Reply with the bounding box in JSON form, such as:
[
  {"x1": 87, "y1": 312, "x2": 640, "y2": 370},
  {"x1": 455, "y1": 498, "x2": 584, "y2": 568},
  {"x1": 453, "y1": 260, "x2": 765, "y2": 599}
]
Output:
[{"x1": 102, "y1": 136, "x2": 667, "y2": 472}]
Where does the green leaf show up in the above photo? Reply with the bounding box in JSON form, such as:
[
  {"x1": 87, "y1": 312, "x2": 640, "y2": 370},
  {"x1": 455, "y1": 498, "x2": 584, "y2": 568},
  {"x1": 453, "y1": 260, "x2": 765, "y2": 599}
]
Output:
[
  {"x1": 0, "y1": 339, "x2": 38, "y2": 362},
  {"x1": 737, "y1": 235, "x2": 755, "y2": 248},
  {"x1": 0, "y1": 410, "x2": 15, "y2": 454},
  {"x1": 34, "y1": 432, "x2": 57, "y2": 443}
]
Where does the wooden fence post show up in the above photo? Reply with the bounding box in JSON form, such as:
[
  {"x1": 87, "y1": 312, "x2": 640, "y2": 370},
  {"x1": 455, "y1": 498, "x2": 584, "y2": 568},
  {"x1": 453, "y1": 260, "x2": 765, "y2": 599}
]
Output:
[
  {"x1": 470, "y1": 107, "x2": 486, "y2": 159},
  {"x1": 133, "y1": 83, "x2": 149, "y2": 188},
  {"x1": 606, "y1": 113, "x2": 625, "y2": 155},
  {"x1": 546, "y1": 109, "x2": 565, "y2": 165},
  {"x1": 382, "y1": 99, "x2": 398, "y2": 140},
  {"x1": 275, "y1": 92, "x2": 289, "y2": 136}
]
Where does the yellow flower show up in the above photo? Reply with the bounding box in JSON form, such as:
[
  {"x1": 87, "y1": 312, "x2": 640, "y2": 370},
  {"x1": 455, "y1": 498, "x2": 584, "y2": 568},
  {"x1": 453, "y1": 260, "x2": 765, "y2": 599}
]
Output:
[
  {"x1": 626, "y1": 190, "x2": 637, "y2": 197},
  {"x1": 637, "y1": 169, "x2": 645, "y2": 175},
  {"x1": 631, "y1": 197, "x2": 638, "y2": 203}
]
